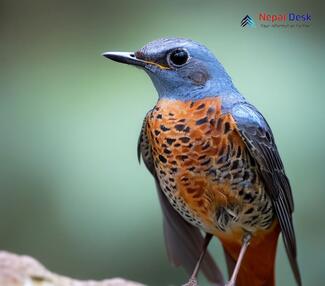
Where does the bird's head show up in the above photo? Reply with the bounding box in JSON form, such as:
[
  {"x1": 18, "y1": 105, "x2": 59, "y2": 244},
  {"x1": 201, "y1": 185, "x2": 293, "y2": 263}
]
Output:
[{"x1": 103, "y1": 38, "x2": 238, "y2": 101}]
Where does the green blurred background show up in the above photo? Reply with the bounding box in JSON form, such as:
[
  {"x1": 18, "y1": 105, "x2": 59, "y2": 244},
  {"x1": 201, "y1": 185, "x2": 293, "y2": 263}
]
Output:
[{"x1": 0, "y1": 0, "x2": 324, "y2": 285}]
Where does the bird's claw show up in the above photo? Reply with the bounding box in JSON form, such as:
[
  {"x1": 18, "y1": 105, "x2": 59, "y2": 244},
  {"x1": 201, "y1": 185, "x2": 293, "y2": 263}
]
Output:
[{"x1": 182, "y1": 277, "x2": 198, "y2": 286}]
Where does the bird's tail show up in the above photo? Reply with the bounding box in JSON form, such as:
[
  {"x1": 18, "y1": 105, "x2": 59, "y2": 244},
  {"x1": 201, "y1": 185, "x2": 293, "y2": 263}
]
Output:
[{"x1": 221, "y1": 223, "x2": 280, "y2": 286}]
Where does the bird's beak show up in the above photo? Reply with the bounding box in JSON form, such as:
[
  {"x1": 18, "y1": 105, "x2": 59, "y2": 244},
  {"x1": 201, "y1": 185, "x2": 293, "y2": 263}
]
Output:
[{"x1": 102, "y1": 51, "x2": 147, "y2": 68}]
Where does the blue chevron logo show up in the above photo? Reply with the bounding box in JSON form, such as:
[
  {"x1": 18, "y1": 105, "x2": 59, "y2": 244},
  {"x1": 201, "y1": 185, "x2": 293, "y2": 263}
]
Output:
[{"x1": 241, "y1": 15, "x2": 255, "y2": 27}]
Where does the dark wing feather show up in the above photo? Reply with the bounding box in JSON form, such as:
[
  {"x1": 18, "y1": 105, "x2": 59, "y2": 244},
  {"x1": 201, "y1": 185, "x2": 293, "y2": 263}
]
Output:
[
  {"x1": 138, "y1": 115, "x2": 224, "y2": 285},
  {"x1": 231, "y1": 103, "x2": 302, "y2": 286}
]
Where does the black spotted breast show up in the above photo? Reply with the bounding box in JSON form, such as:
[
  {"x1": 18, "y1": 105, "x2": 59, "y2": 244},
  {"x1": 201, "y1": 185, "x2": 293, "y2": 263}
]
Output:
[{"x1": 142, "y1": 97, "x2": 274, "y2": 237}]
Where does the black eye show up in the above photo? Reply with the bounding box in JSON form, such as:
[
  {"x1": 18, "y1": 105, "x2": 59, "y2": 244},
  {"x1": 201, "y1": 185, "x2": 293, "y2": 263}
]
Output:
[{"x1": 168, "y1": 49, "x2": 189, "y2": 67}]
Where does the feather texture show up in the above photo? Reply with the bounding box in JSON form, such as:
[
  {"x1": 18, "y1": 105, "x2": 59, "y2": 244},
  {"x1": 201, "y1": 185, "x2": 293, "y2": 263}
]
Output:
[{"x1": 231, "y1": 102, "x2": 301, "y2": 286}]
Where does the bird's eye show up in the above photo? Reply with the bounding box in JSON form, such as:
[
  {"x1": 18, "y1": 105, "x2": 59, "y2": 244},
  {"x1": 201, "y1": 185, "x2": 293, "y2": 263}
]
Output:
[{"x1": 167, "y1": 49, "x2": 189, "y2": 67}]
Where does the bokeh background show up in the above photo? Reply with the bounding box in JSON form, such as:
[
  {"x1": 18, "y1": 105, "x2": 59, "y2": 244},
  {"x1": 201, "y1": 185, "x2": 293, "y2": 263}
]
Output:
[{"x1": 0, "y1": 0, "x2": 324, "y2": 285}]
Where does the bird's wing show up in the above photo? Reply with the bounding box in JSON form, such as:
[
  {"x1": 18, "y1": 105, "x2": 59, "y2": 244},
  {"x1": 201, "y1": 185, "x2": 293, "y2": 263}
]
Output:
[
  {"x1": 231, "y1": 102, "x2": 302, "y2": 286},
  {"x1": 137, "y1": 115, "x2": 224, "y2": 285}
]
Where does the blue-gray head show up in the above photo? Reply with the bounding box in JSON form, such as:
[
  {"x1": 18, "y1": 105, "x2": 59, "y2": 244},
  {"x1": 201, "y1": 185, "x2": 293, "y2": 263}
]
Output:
[{"x1": 103, "y1": 38, "x2": 240, "y2": 101}]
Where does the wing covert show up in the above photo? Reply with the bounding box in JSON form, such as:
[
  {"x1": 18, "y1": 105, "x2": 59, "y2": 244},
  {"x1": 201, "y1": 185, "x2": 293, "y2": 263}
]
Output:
[{"x1": 231, "y1": 102, "x2": 301, "y2": 286}]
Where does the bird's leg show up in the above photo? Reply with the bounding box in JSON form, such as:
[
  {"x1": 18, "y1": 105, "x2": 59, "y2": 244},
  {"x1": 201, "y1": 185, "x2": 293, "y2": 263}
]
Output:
[
  {"x1": 225, "y1": 232, "x2": 252, "y2": 286},
  {"x1": 182, "y1": 233, "x2": 213, "y2": 286}
]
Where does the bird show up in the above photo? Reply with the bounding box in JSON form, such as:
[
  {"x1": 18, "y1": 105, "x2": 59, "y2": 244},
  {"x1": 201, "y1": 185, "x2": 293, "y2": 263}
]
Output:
[{"x1": 102, "y1": 38, "x2": 302, "y2": 286}]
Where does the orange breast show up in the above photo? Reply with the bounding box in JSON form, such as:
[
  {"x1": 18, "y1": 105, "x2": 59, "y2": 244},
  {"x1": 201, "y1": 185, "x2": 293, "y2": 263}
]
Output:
[
  {"x1": 146, "y1": 97, "x2": 273, "y2": 238},
  {"x1": 146, "y1": 98, "x2": 245, "y2": 231}
]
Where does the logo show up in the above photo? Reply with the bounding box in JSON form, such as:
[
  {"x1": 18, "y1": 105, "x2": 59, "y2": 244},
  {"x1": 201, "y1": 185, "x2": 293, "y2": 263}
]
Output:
[
  {"x1": 241, "y1": 15, "x2": 255, "y2": 27},
  {"x1": 241, "y1": 12, "x2": 312, "y2": 29},
  {"x1": 259, "y1": 12, "x2": 312, "y2": 23}
]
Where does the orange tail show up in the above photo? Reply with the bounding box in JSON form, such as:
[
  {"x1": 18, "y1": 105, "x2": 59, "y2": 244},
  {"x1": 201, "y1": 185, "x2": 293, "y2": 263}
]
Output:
[{"x1": 221, "y1": 223, "x2": 280, "y2": 286}]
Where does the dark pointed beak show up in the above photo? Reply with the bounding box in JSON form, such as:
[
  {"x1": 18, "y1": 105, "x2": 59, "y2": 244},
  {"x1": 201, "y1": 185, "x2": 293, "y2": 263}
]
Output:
[{"x1": 102, "y1": 51, "x2": 146, "y2": 68}]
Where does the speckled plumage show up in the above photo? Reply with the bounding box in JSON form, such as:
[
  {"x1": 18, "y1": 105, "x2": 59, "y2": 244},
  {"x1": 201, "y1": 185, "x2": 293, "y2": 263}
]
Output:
[{"x1": 139, "y1": 97, "x2": 274, "y2": 237}]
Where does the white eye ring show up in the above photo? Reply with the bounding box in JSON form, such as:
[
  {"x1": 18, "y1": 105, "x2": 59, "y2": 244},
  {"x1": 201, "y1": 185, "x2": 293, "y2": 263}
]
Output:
[{"x1": 167, "y1": 48, "x2": 190, "y2": 68}]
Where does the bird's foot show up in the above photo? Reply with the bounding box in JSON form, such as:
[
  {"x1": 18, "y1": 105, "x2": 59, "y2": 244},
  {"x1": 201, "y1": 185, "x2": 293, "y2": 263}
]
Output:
[{"x1": 182, "y1": 277, "x2": 198, "y2": 286}]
